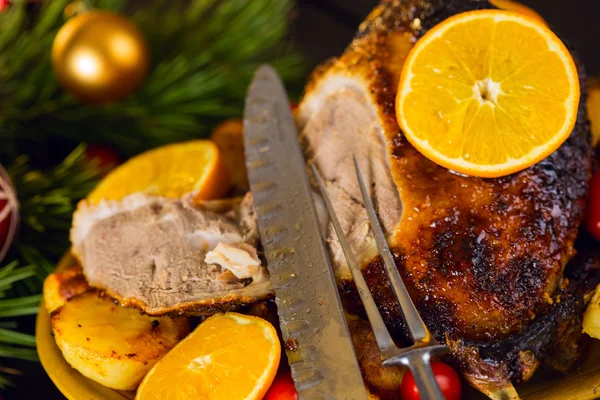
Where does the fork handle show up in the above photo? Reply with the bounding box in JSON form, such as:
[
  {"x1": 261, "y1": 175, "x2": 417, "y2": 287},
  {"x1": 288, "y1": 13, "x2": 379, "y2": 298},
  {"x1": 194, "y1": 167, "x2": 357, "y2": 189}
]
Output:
[{"x1": 407, "y1": 357, "x2": 446, "y2": 400}]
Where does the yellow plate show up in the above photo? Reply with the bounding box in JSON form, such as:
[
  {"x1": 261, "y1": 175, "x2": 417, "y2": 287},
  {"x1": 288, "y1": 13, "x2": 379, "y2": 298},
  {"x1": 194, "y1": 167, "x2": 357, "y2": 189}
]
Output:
[{"x1": 37, "y1": 253, "x2": 600, "y2": 400}]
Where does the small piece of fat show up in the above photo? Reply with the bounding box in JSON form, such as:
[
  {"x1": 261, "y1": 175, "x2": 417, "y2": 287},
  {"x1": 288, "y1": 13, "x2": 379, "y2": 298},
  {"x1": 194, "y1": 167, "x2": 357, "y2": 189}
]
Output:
[{"x1": 205, "y1": 242, "x2": 261, "y2": 280}]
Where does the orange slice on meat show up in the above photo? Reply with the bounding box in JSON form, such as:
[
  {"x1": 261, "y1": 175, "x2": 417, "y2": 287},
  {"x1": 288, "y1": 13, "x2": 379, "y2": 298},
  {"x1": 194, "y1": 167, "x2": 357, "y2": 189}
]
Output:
[
  {"x1": 135, "y1": 312, "x2": 281, "y2": 400},
  {"x1": 87, "y1": 140, "x2": 230, "y2": 204},
  {"x1": 396, "y1": 10, "x2": 580, "y2": 178}
]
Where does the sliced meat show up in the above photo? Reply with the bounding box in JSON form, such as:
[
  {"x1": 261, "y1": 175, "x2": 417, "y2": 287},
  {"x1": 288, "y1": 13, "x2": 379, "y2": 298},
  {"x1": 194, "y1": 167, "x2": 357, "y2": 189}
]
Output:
[
  {"x1": 71, "y1": 193, "x2": 272, "y2": 315},
  {"x1": 301, "y1": 84, "x2": 403, "y2": 279}
]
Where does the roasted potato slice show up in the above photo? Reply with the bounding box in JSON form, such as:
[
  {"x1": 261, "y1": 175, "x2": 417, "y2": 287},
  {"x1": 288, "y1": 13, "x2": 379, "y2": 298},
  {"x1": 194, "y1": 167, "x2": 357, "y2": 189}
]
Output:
[
  {"x1": 43, "y1": 266, "x2": 92, "y2": 313},
  {"x1": 51, "y1": 291, "x2": 190, "y2": 390}
]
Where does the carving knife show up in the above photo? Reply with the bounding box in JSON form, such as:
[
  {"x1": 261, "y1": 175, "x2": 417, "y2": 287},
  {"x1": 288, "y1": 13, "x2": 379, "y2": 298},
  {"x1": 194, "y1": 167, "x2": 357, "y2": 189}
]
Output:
[{"x1": 244, "y1": 64, "x2": 368, "y2": 400}]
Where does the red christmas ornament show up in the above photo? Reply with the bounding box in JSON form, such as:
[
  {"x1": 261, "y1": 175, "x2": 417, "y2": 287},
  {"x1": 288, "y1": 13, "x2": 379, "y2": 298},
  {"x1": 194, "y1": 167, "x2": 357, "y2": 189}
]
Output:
[
  {"x1": 85, "y1": 144, "x2": 121, "y2": 176},
  {"x1": 0, "y1": 0, "x2": 10, "y2": 12},
  {"x1": 0, "y1": 165, "x2": 18, "y2": 263}
]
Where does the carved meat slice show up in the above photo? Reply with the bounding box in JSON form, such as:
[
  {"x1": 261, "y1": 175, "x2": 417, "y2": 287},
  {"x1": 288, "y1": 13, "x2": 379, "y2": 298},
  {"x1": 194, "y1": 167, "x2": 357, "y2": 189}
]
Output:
[
  {"x1": 297, "y1": 0, "x2": 592, "y2": 396},
  {"x1": 71, "y1": 193, "x2": 272, "y2": 315}
]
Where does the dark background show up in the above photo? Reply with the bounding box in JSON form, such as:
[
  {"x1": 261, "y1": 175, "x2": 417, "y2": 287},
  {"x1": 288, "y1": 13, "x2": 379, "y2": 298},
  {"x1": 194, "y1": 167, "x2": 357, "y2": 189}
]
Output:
[
  {"x1": 293, "y1": 0, "x2": 600, "y2": 76},
  {"x1": 5, "y1": 0, "x2": 600, "y2": 399}
]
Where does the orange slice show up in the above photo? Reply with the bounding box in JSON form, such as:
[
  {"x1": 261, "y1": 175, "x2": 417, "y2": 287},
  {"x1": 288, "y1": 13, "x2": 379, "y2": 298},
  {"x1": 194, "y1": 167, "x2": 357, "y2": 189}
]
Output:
[
  {"x1": 490, "y1": 0, "x2": 546, "y2": 23},
  {"x1": 135, "y1": 312, "x2": 281, "y2": 400},
  {"x1": 87, "y1": 140, "x2": 230, "y2": 204},
  {"x1": 396, "y1": 10, "x2": 580, "y2": 178}
]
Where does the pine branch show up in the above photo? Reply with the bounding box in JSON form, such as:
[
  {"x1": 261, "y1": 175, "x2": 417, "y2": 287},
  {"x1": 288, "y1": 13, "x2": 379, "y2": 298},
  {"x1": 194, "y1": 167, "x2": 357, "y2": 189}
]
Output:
[
  {"x1": 0, "y1": 374, "x2": 14, "y2": 390},
  {"x1": 5, "y1": 145, "x2": 101, "y2": 294},
  {"x1": 0, "y1": 0, "x2": 305, "y2": 160},
  {"x1": 0, "y1": 265, "x2": 36, "y2": 296},
  {"x1": 0, "y1": 262, "x2": 40, "y2": 389},
  {"x1": 0, "y1": 329, "x2": 37, "y2": 347},
  {"x1": 0, "y1": 145, "x2": 98, "y2": 388}
]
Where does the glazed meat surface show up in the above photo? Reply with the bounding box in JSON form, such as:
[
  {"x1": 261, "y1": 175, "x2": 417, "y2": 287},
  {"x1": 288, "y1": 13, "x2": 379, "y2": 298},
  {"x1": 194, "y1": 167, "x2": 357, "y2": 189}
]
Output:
[{"x1": 297, "y1": 0, "x2": 592, "y2": 395}]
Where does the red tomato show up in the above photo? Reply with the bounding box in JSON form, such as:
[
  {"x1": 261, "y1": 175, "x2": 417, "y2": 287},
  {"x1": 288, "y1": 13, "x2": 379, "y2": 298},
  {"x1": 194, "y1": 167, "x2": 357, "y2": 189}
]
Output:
[
  {"x1": 399, "y1": 362, "x2": 462, "y2": 400},
  {"x1": 587, "y1": 171, "x2": 600, "y2": 241},
  {"x1": 264, "y1": 372, "x2": 297, "y2": 400}
]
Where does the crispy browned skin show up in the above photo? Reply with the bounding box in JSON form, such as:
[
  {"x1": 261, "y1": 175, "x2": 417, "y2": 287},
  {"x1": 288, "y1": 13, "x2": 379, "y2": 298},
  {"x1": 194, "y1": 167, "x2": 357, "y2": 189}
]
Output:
[
  {"x1": 300, "y1": 0, "x2": 593, "y2": 392},
  {"x1": 320, "y1": 0, "x2": 592, "y2": 338}
]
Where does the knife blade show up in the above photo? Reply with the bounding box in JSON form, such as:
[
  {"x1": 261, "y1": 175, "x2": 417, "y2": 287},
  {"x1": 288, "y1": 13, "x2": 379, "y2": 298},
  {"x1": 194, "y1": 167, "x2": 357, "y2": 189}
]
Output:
[{"x1": 244, "y1": 64, "x2": 368, "y2": 400}]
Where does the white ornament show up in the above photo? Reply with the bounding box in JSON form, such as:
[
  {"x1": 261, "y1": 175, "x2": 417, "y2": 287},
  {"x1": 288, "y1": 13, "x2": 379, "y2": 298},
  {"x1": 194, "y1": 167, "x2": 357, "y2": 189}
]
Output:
[{"x1": 0, "y1": 165, "x2": 19, "y2": 263}]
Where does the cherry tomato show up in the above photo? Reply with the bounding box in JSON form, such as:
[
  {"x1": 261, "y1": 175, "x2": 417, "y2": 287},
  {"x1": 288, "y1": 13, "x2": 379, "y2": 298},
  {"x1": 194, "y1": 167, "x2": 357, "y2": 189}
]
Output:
[
  {"x1": 399, "y1": 362, "x2": 462, "y2": 400},
  {"x1": 264, "y1": 372, "x2": 297, "y2": 400},
  {"x1": 587, "y1": 171, "x2": 600, "y2": 241}
]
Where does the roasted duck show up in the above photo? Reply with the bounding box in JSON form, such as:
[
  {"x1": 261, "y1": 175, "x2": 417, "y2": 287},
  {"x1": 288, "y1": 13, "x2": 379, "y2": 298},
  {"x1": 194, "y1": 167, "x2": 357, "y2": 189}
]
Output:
[{"x1": 297, "y1": 0, "x2": 596, "y2": 397}]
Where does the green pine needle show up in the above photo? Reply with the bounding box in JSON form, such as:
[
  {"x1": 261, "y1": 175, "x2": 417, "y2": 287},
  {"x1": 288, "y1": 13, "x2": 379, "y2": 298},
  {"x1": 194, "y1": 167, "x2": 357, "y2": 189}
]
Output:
[
  {"x1": 0, "y1": 0, "x2": 305, "y2": 160},
  {"x1": 0, "y1": 374, "x2": 14, "y2": 389},
  {"x1": 0, "y1": 346, "x2": 38, "y2": 362},
  {"x1": 0, "y1": 262, "x2": 42, "y2": 388},
  {"x1": 7, "y1": 144, "x2": 101, "y2": 293},
  {"x1": 0, "y1": 146, "x2": 101, "y2": 388},
  {"x1": 0, "y1": 329, "x2": 36, "y2": 348},
  {"x1": 0, "y1": 296, "x2": 42, "y2": 318}
]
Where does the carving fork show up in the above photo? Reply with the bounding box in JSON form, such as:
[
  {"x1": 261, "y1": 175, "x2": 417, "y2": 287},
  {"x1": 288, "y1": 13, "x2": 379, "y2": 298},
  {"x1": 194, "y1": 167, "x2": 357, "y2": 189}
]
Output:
[{"x1": 311, "y1": 156, "x2": 449, "y2": 400}]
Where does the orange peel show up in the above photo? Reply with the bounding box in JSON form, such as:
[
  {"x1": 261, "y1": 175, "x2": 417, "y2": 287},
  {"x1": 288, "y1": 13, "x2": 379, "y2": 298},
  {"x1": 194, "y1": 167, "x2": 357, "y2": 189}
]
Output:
[{"x1": 396, "y1": 10, "x2": 580, "y2": 178}]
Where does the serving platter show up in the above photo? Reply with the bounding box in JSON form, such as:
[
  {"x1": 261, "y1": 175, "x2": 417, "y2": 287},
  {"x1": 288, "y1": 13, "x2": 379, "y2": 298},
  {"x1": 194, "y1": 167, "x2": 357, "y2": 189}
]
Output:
[
  {"x1": 37, "y1": 254, "x2": 600, "y2": 400},
  {"x1": 33, "y1": 0, "x2": 600, "y2": 397}
]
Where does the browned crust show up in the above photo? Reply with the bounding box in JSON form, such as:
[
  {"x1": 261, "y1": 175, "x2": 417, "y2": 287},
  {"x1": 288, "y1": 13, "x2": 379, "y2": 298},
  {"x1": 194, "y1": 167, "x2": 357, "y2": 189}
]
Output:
[
  {"x1": 48, "y1": 263, "x2": 273, "y2": 317},
  {"x1": 55, "y1": 267, "x2": 92, "y2": 302},
  {"x1": 302, "y1": 0, "x2": 591, "y2": 340},
  {"x1": 300, "y1": 0, "x2": 593, "y2": 391},
  {"x1": 100, "y1": 286, "x2": 274, "y2": 317},
  {"x1": 43, "y1": 265, "x2": 93, "y2": 313}
]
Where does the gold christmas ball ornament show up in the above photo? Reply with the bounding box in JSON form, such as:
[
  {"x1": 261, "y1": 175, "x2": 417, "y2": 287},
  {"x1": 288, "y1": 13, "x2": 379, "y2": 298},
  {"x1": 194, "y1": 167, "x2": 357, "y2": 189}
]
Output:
[{"x1": 52, "y1": 10, "x2": 150, "y2": 104}]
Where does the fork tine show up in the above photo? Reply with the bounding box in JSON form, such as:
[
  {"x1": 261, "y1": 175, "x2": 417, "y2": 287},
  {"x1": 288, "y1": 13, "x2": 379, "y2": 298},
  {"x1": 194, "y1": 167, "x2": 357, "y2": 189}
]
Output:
[
  {"x1": 310, "y1": 163, "x2": 399, "y2": 359},
  {"x1": 352, "y1": 155, "x2": 432, "y2": 344},
  {"x1": 315, "y1": 162, "x2": 448, "y2": 400}
]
